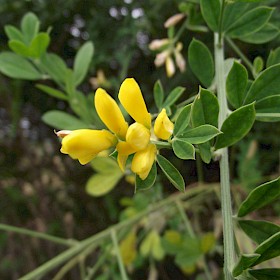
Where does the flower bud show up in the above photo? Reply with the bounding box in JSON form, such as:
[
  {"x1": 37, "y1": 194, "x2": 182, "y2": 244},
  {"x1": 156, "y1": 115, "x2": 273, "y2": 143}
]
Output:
[{"x1": 154, "y1": 109, "x2": 174, "y2": 140}]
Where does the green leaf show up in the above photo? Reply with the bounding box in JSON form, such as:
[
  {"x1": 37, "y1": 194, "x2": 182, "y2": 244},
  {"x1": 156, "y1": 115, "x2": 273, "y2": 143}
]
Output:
[
  {"x1": 249, "y1": 269, "x2": 280, "y2": 280},
  {"x1": 42, "y1": 110, "x2": 89, "y2": 130},
  {"x1": 256, "y1": 95, "x2": 280, "y2": 111},
  {"x1": 238, "y1": 23, "x2": 279, "y2": 44},
  {"x1": 256, "y1": 113, "x2": 280, "y2": 122},
  {"x1": 86, "y1": 172, "x2": 122, "y2": 197},
  {"x1": 173, "y1": 104, "x2": 192, "y2": 136},
  {"x1": 36, "y1": 84, "x2": 68, "y2": 100},
  {"x1": 180, "y1": 125, "x2": 221, "y2": 144},
  {"x1": 226, "y1": 7, "x2": 274, "y2": 38},
  {"x1": 253, "y1": 231, "x2": 280, "y2": 265},
  {"x1": 191, "y1": 88, "x2": 219, "y2": 127},
  {"x1": 29, "y1": 33, "x2": 50, "y2": 58},
  {"x1": 0, "y1": 52, "x2": 42, "y2": 80},
  {"x1": 232, "y1": 254, "x2": 260, "y2": 277},
  {"x1": 40, "y1": 53, "x2": 68, "y2": 84},
  {"x1": 244, "y1": 64, "x2": 280, "y2": 104},
  {"x1": 188, "y1": 39, "x2": 214, "y2": 87},
  {"x1": 200, "y1": 233, "x2": 215, "y2": 253},
  {"x1": 154, "y1": 80, "x2": 164, "y2": 110},
  {"x1": 200, "y1": 0, "x2": 221, "y2": 32},
  {"x1": 267, "y1": 47, "x2": 280, "y2": 68},
  {"x1": 215, "y1": 102, "x2": 255, "y2": 149},
  {"x1": 162, "y1": 87, "x2": 185, "y2": 108},
  {"x1": 223, "y1": 2, "x2": 251, "y2": 32},
  {"x1": 198, "y1": 142, "x2": 212, "y2": 164},
  {"x1": 238, "y1": 177, "x2": 280, "y2": 217},
  {"x1": 156, "y1": 155, "x2": 185, "y2": 192},
  {"x1": 135, "y1": 163, "x2": 157, "y2": 191},
  {"x1": 8, "y1": 40, "x2": 30, "y2": 57},
  {"x1": 172, "y1": 139, "x2": 195, "y2": 160},
  {"x1": 73, "y1": 41, "x2": 94, "y2": 86},
  {"x1": 238, "y1": 220, "x2": 280, "y2": 244},
  {"x1": 253, "y1": 56, "x2": 264, "y2": 76},
  {"x1": 226, "y1": 61, "x2": 248, "y2": 109},
  {"x1": 90, "y1": 157, "x2": 120, "y2": 173},
  {"x1": 5, "y1": 25, "x2": 24, "y2": 41},
  {"x1": 21, "y1": 12, "x2": 40, "y2": 43}
]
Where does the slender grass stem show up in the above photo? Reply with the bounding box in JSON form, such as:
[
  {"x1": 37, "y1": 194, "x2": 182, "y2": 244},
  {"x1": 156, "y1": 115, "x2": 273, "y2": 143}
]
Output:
[
  {"x1": 18, "y1": 184, "x2": 217, "y2": 280},
  {"x1": 214, "y1": 33, "x2": 235, "y2": 279},
  {"x1": 111, "y1": 229, "x2": 128, "y2": 280},
  {"x1": 0, "y1": 223, "x2": 76, "y2": 247}
]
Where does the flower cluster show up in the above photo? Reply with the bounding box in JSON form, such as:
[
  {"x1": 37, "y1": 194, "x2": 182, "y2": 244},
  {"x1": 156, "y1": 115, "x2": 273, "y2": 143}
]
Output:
[{"x1": 58, "y1": 78, "x2": 174, "y2": 180}]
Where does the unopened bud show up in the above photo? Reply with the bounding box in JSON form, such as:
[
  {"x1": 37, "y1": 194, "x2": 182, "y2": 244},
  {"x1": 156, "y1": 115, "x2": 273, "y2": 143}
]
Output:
[
  {"x1": 164, "y1": 13, "x2": 185, "y2": 28},
  {"x1": 55, "y1": 130, "x2": 72, "y2": 138}
]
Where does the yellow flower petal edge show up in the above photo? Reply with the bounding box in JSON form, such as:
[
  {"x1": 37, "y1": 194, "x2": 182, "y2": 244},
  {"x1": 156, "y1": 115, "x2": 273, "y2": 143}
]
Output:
[
  {"x1": 119, "y1": 78, "x2": 151, "y2": 129},
  {"x1": 116, "y1": 141, "x2": 137, "y2": 156},
  {"x1": 126, "y1": 122, "x2": 150, "y2": 151},
  {"x1": 154, "y1": 108, "x2": 174, "y2": 140},
  {"x1": 117, "y1": 153, "x2": 128, "y2": 172},
  {"x1": 60, "y1": 129, "x2": 117, "y2": 165},
  {"x1": 131, "y1": 143, "x2": 157, "y2": 180},
  {"x1": 95, "y1": 88, "x2": 128, "y2": 139}
]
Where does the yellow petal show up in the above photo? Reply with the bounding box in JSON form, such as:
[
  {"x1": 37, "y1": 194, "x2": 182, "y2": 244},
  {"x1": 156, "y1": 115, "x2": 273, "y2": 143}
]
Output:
[
  {"x1": 116, "y1": 141, "x2": 137, "y2": 156},
  {"x1": 131, "y1": 144, "x2": 157, "y2": 180},
  {"x1": 60, "y1": 129, "x2": 117, "y2": 165},
  {"x1": 119, "y1": 78, "x2": 151, "y2": 129},
  {"x1": 117, "y1": 153, "x2": 128, "y2": 172},
  {"x1": 95, "y1": 88, "x2": 128, "y2": 139},
  {"x1": 154, "y1": 109, "x2": 174, "y2": 140},
  {"x1": 126, "y1": 122, "x2": 150, "y2": 151}
]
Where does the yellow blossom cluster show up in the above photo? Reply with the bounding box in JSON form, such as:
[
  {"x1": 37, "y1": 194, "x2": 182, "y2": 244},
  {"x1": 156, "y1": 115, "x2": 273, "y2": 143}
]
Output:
[{"x1": 58, "y1": 78, "x2": 174, "y2": 180}]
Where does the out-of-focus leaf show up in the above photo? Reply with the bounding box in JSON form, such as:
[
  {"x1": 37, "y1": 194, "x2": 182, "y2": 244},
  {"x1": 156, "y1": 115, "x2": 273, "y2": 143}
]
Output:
[
  {"x1": 253, "y1": 56, "x2": 264, "y2": 76},
  {"x1": 157, "y1": 155, "x2": 185, "y2": 192},
  {"x1": 215, "y1": 103, "x2": 255, "y2": 149},
  {"x1": 73, "y1": 41, "x2": 94, "y2": 86},
  {"x1": 29, "y1": 33, "x2": 50, "y2": 57},
  {"x1": 90, "y1": 157, "x2": 120, "y2": 174},
  {"x1": 86, "y1": 172, "x2": 122, "y2": 197},
  {"x1": 255, "y1": 95, "x2": 280, "y2": 122},
  {"x1": 42, "y1": 110, "x2": 89, "y2": 130},
  {"x1": 188, "y1": 39, "x2": 214, "y2": 87},
  {"x1": 8, "y1": 40, "x2": 30, "y2": 57},
  {"x1": 36, "y1": 84, "x2": 68, "y2": 100},
  {"x1": 154, "y1": 80, "x2": 164, "y2": 110},
  {"x1": 4, "y1": 25, "x2": 24, "y2": 41},
  {"x1": 0, "y1": 52, "x2": 42, "y2": 80},
  {"x1": 21, "y1": 12, "x2": 40, "y2": 43},
  {"x1": 200, "y1": 233, "x2": 215, "y2": 253},
  {"x1": 238, "y1": 177, "x2": 280, "y2": 217}
]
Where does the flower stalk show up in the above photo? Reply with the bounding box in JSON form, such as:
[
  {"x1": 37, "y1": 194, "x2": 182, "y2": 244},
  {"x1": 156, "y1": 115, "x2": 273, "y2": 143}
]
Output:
[{"x1": 214, "y1": 32, "x2": 235, "y2": 279}]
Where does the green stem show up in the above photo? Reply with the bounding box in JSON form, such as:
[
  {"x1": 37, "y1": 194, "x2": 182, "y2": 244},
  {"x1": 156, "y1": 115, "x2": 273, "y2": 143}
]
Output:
[
  {"x1": 214, "y1": 33, "x2": 235, "y2": 280},
  {"x1": 111, "y1": 229, "x2": 128, "y2": 280},
  {"x1": 176, "y1": 201, "x2": 195, "y2": 237},
  {"x1": 0, "y1": 223, "x2": 76, "y2": 247},
  {"x1": 225, "y1": 37, "x2": 254, "y2": 76},
  {"x1": 19, "y1": 185, "x2": 216, "y2": 280}
]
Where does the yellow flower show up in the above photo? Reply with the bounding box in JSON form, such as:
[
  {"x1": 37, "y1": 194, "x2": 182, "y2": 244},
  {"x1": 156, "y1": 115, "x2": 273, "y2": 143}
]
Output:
[
  {"x1": 119, "y1": 78, "x2": 151, "y2": 129},
  {"x1": 60, "y1": 129, "x2": 117, "y2": 165},
  {"x1": 126, "y1": 122, "x2": 150, "y2": 150},
  {"x1": 95, "y1": 88, "x2": 128, "y2": 139},
  {"x1": 131, "y1": 144, "x2": 157, "y2": 180},
  {"x1": 154, "y1": 108, "x2": 174, "y2": 140}
]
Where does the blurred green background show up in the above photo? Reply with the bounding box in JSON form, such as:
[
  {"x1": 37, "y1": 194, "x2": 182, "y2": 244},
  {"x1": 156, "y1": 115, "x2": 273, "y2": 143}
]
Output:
[{"x1": 0, "y1": 0, "x2": 279, "y2": 279}]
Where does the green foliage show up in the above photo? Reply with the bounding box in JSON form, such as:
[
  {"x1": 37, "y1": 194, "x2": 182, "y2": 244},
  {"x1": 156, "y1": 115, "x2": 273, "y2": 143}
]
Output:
[
  {"x1": 238, "y1": 177, "x2": 280, "y2": 217},
  {"x1": 249, "y1": 269, "x2": 280, "y2": 280},
  {"x1": 156, "y1": 155, "x2": 185, "y2": 192},
  {"x1": 188, "y1": 39, "x2": 214, "y2": 87},
  {"x1": 172, "y1": 139, "x2": 195, "y2": 160},
  {"x1": 232, "y1": 253, "x2": 261, "y2": 277},
  {"x1": 173, "y1": 104, "x2": 192, "y2": 136},
  {"x1": 226, "y1": 61, "x2": 248, "y2": 109},
  {"x1": 153, "y1": 80, "x2": 164, "y2": 110},
  {"x1": 135, "y1": 163, "x2": 157, "y2": 191},
  {"x1": 215, "y1": 103, "x2": 256, "y2": 149},
  {"x1": 200, "y1": 0, "x2": 221, "y2": 32}
]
